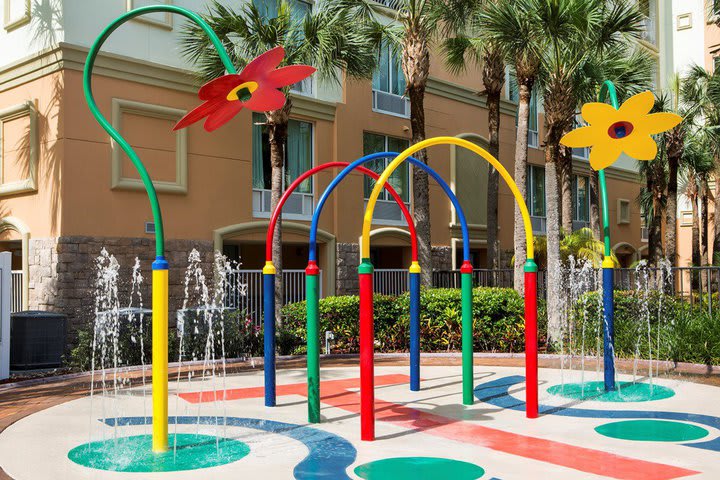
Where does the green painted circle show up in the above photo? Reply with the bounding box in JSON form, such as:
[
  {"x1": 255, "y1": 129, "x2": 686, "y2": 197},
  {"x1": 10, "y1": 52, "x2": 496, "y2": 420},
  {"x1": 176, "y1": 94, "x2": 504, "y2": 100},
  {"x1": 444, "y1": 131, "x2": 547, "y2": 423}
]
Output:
[
  {"x1": 68, "y1": 434, "x2": 249, "y2": 472},
  {"x1": 595, "y1": 420, "x2": 709, "y2": 442},
  {"x1": 354, "y1": 457, "x2": 485, "y2": 480},
  {"x1": 547, "y1": 381, "x2": 675, "y2": 402}
]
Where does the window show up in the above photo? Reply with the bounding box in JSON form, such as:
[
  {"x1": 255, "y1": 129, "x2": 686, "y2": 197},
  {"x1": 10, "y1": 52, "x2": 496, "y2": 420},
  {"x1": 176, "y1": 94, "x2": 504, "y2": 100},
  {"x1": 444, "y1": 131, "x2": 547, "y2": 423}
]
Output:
[
  {"x1": 253, "y1": 0, "x2": 314, "y2": 95},
  {"x1": 363, "y1": 132, "x2": 410, "y2": 224},
  {"x1": 252, "y1": 113, "x2": 314, "y2": 219},
  {"x1": 372, "y1": 43, "x2": 410, "y2": 117},
  {"x1": 639, "y1": 205, "x2": 649, "y2": 242},
  {"x1": 618, "y1": 199, "x2": 631, "y2": 225},
  {"x1": 572, "y1": 115, "x2": 589, "y2": 160},
  {"x1": 572, "y1": 175, "x2": 590, "y2": 230},
  {"x1": 527, "y1": 165, "x2": 546, "y2": 234},
  {"x1": 638, "y1": 0, "x2": 657, "y2": 46},
  {"x1": 676, "y1": 13, "x2": 692, "y2": 31},
  {"x1": 508, "y1": 71, "x2": 539, "y2": 148}
]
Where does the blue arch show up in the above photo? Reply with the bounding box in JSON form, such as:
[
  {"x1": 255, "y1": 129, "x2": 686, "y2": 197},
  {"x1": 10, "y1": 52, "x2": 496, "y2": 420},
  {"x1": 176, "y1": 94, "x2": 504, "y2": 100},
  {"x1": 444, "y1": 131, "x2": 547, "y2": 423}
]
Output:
[{"x1": 309, "y1": 152, "x2": 470, "y2": 263}]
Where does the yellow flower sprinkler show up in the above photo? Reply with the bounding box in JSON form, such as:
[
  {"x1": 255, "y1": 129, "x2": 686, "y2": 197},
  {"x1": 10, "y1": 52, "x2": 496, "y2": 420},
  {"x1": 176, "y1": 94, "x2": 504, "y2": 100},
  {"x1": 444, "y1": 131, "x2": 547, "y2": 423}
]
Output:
[{"x1": 561, "y1": 82, "x2": 681, "y2": 391}]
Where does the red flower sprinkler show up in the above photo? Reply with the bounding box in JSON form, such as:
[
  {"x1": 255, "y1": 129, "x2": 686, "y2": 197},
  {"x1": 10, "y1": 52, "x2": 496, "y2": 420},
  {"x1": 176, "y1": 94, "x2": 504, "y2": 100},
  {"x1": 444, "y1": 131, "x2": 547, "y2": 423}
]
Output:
[{"x1": 174, "y1": 46, "x2": 316, "y2": 132}]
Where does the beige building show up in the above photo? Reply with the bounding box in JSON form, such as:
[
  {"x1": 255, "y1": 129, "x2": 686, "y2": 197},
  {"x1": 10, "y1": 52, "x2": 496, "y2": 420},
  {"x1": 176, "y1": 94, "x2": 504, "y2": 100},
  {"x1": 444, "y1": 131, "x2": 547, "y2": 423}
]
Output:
[{"x1": 0, "y1": 0, "x2": 658, "y2": 338}]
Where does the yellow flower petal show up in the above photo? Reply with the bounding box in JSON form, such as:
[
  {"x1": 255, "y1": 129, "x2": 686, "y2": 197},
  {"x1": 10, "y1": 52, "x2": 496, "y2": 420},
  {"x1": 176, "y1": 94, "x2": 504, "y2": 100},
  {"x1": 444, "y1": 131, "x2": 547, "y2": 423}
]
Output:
[
  {"x1": 560, "y1": 126, "x2": 598, "y2": 148},
  {"x1": 589, "y1": 139, "x2": 623, "y2": 171},
  {"x1": 581, "y1": 102, "x2": 618, "y2": 127},
  {"x1": 641, "y1": 112, "x2": 683, "y2": 135},
  {"x1": 618, "y1": 91, "x2": 654, "y2": 120},
  {"x1": 622, "y1": 134, "x2": 658, "y2": 161}
]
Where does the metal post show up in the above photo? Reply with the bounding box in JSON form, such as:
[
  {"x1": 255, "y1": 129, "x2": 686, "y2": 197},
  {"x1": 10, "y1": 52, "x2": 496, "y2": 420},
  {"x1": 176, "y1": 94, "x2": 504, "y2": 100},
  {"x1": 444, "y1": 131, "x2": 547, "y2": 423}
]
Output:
[
  {"x1": 409, "y1": 262, "x2": 421, "y2": 391},
  {"x1": 603, "y1": 258, "x2": 616, "y2": 391},
  {"x1": 359, "y1": 258, "x2": 375, "y2": 441},
  {"x1": 306, "y1": 261, "x2": 321, "y2": 423},
  {"x1": 263, "y1": 262, "x2": 276, "y2": 407},
  {"x1": 524, "y1": 259, "x2": 539, "y2": 418},
  {"x1": 461, "y1": 261, "x2": 474, "y2": 405},
  {"x1": 151, "y1": 256, "x2": 169, "y2": 452}
]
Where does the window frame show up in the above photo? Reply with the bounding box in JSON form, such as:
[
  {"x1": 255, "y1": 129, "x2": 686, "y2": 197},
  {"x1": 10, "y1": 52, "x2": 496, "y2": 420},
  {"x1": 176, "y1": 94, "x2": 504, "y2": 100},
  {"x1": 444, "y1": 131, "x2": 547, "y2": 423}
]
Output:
[
  {"x1": 507, "y1": 69, "x2": 539, "y2": 149},
  {"x1": 252, "y1": 114, "x2": 315, "y2": 220},
  {"x1": 371, "y1": 42, "x2": 410, "y2": 118},
  {"x1": 362, "y1": 132, "x2": 412, "y2": 226},
  {"x1": 526, "y1": 164, "x2": 546, "y2": 234},
  {"x1": 572, "y1": 175, "x2": 590, "y2": 229}
]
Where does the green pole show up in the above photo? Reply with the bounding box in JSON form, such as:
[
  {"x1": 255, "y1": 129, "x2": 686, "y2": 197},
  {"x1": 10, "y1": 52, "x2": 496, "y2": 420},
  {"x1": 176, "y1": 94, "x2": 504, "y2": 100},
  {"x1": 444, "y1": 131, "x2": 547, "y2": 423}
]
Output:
[
  {"x1": 83, "y1": 5, "x2": 237, "y2": 257},
  {"x1": 461, "y1": 271, "x2": 473, "y2": 405},
  {"x1": 597, "y1": 80, "x2": 620, "y2": 258},
  {"x1": 306, "y1": 272, "x2": 321, "y2": 423}
]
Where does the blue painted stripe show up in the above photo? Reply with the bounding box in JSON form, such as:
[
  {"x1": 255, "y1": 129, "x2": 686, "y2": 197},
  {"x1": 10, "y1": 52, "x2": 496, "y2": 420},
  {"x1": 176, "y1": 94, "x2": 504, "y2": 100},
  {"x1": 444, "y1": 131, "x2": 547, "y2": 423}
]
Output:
[
  {"x1": 308, "y1": 152, "x2": 470, "y2": 263},
  {"x1": 104, "y1": 416, "x2": 357, "y2": 479},
  {"x1": 474, "y1": 376, "x2": 720, "y2": 452},
  {"x1": 263, "y1": 273, "x2": 276, "y2": 407}
]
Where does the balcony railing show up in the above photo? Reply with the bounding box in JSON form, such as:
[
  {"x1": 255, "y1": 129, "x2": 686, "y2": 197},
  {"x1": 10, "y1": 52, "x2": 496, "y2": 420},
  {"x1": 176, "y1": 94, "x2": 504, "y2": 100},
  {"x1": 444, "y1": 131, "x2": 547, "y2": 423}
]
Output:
[
  {"x1": 639, "y1": 15, "x2": 657, "y2": 47},
  {"x1": 374, "y1": 269, "x2": 409, "y2": 295},
  {"x1": 372, "y1": 89, "x2": 410, "y2": 118},
  {"x1": 11, "y1": 271, "x2": 22, "y2": 313},
  {"x1": 375, "y1": 0, "x2": 402, "y2": 9},
  {"x1": 253, "y1": 189, "x2": 314, "y2": 220}
]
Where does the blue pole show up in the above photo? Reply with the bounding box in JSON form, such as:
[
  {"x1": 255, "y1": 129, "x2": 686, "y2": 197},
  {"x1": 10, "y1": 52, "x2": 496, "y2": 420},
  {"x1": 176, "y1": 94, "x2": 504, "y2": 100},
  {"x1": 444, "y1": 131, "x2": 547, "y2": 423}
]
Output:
[
  {"x1": 263, "y1": 268, "x2": 276, "y2": 406},
  {"x1": 602, "y1": 262, "x2": 615, "y2": 391},
  {"x1": 409, "y1": 270, "x2": 421, "y2": 391}
]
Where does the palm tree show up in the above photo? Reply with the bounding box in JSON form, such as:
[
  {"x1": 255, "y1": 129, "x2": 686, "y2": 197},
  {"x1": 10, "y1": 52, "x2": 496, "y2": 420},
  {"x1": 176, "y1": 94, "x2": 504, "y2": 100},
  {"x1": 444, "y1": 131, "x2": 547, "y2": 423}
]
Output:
[
  {"x1": 479, "y1": 0, "x2": 541, "y2": 293},
  {"x1": 180, "y1": 0, "x2": 377, "y2": 317},
  {"x1": 530, "y1": 0, "x2": 643, "y2": 340},
  {"x1": 638, "y1": 152, "x2": 667, "y2": 265},
  {"x1": 442, "y1": 0, "x2": 505, "y2": 271},
  {"x1": 679, "y1": 139, "x2": 714, "y2": 267}
]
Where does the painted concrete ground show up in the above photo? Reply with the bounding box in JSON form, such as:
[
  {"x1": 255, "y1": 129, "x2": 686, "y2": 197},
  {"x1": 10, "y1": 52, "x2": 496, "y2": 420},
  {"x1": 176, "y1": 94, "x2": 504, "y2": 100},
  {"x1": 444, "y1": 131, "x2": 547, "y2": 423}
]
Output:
[{"x1": 0, "y1": 365, "x2": 718, "y2": 479}]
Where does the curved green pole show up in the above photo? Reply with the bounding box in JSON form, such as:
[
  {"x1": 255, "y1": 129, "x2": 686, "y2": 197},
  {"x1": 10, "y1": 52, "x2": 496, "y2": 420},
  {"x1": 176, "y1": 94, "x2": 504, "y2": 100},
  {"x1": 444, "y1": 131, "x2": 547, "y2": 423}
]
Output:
[
  {"x1": 82, "y1": 4, "x2": 237, "y2": 257},
  {"x1": 598, "y1": 80, "x2": 620, "y2": 391}
]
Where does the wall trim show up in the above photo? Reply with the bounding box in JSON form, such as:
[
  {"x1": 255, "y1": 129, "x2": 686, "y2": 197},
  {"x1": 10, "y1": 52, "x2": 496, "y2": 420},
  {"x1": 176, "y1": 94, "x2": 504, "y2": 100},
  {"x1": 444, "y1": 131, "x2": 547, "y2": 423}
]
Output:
[
  {"x1": 214, "y1": 221, "x2": 336, "y2": 296},
  {"x1": 0, "y1": 216, "x2": 29, "y2": 309},
  {"x1": 3, "y1": 0, "x2": 30, "y2": 32},
  {"x1": 127, "y1": 0, "x2": 174, "y2": 30},
  {"x1": 426, "y1": 77, "x2": 517, "y2": 116},
  {"x1": 110, "y1": 98, "x2": 188, "y2": 194},
  {"x1": 0, "y1": 100, "x2": 37, "y2": 197},
  {"x1": 290, "y1": 94, "x2": 336, "y2": 121}
]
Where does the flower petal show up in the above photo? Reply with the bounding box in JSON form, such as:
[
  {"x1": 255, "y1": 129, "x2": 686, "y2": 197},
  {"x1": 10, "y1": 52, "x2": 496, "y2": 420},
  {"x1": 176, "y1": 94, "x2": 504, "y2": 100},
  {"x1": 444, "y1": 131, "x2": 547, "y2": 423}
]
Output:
[
  {"x1": 622, "y1": 134, "x2": 658, "y2": 161},
  {"x1": 240, "y1": 46, "x2": 286, "y2": 81},
  {"x1": 618, "y1": 91, "x2": 655, "y2": 119},
  {"x1": 242, "y1": 86, "x2": 287, "y2": 112},
  {"x1": 641, "y1": 112, "x2": 683, "y2": 135},
  {"x1": 581, "y1": 102, "x2": 617, "y2": 127},
  {"x1": 198, "y1": 75, "x2": 243, "y2": 101},
  {"x1": 173, "y1": 98, "x2": 225, "y2": 130},
  {"x1": 203, "y1": 101, "x2": 243, "y2": 132},
  {"x1": 265, "y1": 65, "x2": 316, "y2": 88},
  {"x1": 560, "y1": 126, "x2": 598, "y2": 148},
  {"x1": 589, "y1": 139, "x2": 623, "y2": 171}
]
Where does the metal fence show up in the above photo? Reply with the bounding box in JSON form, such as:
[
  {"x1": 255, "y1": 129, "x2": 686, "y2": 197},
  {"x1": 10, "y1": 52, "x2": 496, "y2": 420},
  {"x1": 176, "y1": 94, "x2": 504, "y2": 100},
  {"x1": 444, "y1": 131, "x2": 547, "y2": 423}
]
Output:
[
  {"x1": 374, "y1": 269, "x2": 409, "y2": 296},
  {"x1": 11, "y1": 271, "x2": 22, "y2": 313},
  {"x1": 225, "y1": 269, "x2": 320, "y2": 324}
]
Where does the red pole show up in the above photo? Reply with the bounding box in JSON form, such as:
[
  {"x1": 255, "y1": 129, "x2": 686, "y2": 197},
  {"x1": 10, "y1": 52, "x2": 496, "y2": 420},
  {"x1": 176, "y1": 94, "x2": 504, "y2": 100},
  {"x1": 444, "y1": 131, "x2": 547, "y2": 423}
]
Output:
[
  {"x1": 524, "y1": 264, "x2": 539, "y2": 419},
  {"x1": 359, "y1": 258, "x2": 374, "y2": 441}
]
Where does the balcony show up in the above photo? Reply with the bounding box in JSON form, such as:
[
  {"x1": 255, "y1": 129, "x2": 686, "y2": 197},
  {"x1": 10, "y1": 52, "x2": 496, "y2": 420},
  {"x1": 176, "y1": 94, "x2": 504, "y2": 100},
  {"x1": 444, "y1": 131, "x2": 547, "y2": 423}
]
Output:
[
  {"x1": 253, "y1": 189, "x2": 314, "y2": 220},
  {"x1": 639, "y1": 14, "x2": 657, "y2": 47},
  {"x1": 372, "y1": 89, "x2": 410, "y2": 118}
]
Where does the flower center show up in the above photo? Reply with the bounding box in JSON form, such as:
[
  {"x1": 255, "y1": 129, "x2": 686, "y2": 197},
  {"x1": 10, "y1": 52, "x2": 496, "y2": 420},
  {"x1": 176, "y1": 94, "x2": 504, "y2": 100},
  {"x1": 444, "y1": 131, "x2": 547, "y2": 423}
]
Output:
[
  {"x1": 608, "y1": 121, "x2": 634, "y2": 139},
  {"x1": 227, "y1": 81, "x2": 259, "y2": 102}
]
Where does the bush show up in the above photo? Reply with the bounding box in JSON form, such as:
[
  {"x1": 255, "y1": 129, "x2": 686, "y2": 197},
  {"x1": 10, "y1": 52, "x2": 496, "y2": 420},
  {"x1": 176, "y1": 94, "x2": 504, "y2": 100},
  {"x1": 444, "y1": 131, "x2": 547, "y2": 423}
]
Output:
[
  {"x1": 567, "y1": 290, "x2": 720, "y2": 365},
  {"x1": 281, "y1": 287, "x2": 525, "y2": 354}
]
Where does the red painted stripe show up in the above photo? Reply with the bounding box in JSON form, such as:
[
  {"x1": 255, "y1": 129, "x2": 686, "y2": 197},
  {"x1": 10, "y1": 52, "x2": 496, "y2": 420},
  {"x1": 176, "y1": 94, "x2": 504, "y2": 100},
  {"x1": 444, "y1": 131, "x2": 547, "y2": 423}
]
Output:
[
  {"x1": 525, "y1": 271, "x2": 539, "y2": 418},
  {"x1": 178, "y1": 374, "x2": 699, "y2": 480},
  {"x1": 359, "y1": 271, "x2": 375, "y2": 441}
]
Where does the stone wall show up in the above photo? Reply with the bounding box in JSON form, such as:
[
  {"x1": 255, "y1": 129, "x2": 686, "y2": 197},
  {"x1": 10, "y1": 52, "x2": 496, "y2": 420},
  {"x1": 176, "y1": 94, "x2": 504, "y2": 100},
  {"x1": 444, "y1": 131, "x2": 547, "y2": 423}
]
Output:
[
  {"x1": 431, "y1": 246, "x2": 453, "y2": 271},
  {"x1": 28, "y1": 236, "x2": 214, "y2": 349},
  {"x1": 336, "y1": 242, "x2": 360, "y2": 295}
]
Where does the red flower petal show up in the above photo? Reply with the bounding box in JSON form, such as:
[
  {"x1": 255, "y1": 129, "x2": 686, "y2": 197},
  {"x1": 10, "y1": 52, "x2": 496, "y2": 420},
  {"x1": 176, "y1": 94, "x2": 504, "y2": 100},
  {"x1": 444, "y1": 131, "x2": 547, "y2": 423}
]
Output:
[
  {"x1": 198, "y1": 74, "x2": 243, "y2": 101},
  {"x1": 265, "y1": 65, "x2": 317, "y2": 89},
  {"x1": 203, "y1": 101, "x2": 243, "y2": 132},
  {"x1": 242, "y1": 86, "x2": 286, "y2": 112},
  {"x1": 240, "y1": 46, "x2": 285, "y2": 81},
  {"x1": 173, "y1": 98, "x2": 225, "y2": 131}
]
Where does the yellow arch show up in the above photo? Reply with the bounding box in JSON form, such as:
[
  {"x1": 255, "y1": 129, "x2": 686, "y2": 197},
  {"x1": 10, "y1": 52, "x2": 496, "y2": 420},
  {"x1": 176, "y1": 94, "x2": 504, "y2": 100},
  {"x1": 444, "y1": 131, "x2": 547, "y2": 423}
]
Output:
[{"x1": 362, "y1": 136, "x2": 534, "y2": 260}]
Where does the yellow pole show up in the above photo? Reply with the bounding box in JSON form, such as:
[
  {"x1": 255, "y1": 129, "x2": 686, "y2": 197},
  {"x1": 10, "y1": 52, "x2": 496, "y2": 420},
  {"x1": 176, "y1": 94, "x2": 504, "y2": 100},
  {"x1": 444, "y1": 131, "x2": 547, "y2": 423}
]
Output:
[
  {"x1": 152, "y1": 258, "x2": 169, "y2": 453},
  {"x1": 362, "y1": 137, "x2": 534, "y2": 260}
]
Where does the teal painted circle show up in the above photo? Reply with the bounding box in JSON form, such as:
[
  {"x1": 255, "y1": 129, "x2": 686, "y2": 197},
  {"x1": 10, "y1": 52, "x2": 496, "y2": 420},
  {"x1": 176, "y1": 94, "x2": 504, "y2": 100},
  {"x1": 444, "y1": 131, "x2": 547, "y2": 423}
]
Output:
[
  {"x1": 547, "y1": 381, "x2": 674, "y2": 402},
  {"x1": 68, "y1": 434, "x2": 249, "y2": 472},
  {"x1": 354, "y1": 457, "x2": 485, "y2": 480},
  {"x1": 595, "y1": 420, "x2": 709, "y2": 442}
]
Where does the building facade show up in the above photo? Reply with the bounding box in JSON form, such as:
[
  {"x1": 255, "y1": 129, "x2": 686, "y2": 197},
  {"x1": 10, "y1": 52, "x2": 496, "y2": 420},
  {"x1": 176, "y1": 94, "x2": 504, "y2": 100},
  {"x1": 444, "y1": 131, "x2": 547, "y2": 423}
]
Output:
[{"x1": 0, "y1": 0, "x2": 661, "y2": 340}]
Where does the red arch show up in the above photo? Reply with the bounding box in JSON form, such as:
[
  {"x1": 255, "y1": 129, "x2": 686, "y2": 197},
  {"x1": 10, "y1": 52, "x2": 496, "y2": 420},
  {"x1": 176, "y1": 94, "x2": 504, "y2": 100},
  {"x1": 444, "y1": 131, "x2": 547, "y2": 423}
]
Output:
[{"x1": 265, "y1": 162, "x2": 417, "y2": 262}]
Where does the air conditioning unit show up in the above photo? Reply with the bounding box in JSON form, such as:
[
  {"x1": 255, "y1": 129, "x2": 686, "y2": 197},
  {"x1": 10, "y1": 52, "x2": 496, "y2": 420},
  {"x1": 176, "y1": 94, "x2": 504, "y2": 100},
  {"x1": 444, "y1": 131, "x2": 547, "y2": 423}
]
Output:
[{"x1": 10, "y1": 311, "x2": 66, "y2": 369}]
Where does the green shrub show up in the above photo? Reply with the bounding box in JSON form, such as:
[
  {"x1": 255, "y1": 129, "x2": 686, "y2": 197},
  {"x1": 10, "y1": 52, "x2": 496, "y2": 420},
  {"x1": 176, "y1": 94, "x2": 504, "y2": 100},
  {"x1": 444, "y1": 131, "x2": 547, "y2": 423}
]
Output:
[{"x1": 281, "y1": 287, "x2": 524, "y2": 354}]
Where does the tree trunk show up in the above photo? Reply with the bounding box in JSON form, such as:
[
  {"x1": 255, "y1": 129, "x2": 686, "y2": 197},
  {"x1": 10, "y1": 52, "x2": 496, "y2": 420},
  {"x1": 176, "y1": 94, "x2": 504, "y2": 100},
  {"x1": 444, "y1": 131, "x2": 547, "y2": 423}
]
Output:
[
  {"x1": 267, "y1": 105, "x2": 291, "y2": 323},
  {"x1": 691, "y1": 192, "x2": 700, "y2": 267},
  {"x1": 664, "y1": 151, "x2": 679, "y2": 266},
  {"x1": 403, "y1": 34, "x2": 432, "y2": 287},
  {"x1": 513, "y1": 82, "x2": 533, "y2": 293},
  {"x1": 486, "y1": 89, "x2": 501, "y2": 271},
  {"x1": 714, "y1": 171, "x2": 720, "y2": 264},
  {"x1": 483, "y1": 48, "x2": 504, "y2": 272},
  {"x1": 560, "y1": 141, "x2": 573, "y2": 234},
  {"x1": 702, "y1": 183, "x2": 709, "y2": 266},
  {"x1": 544, "y1": 130, "x2": 563, "y2": 344},
  {"x1": 646, "y1": 170, "x2": 664, "y2": 265},
  {"x1": 590, "y1": 170, "x2": 601, "y2": 240}
]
